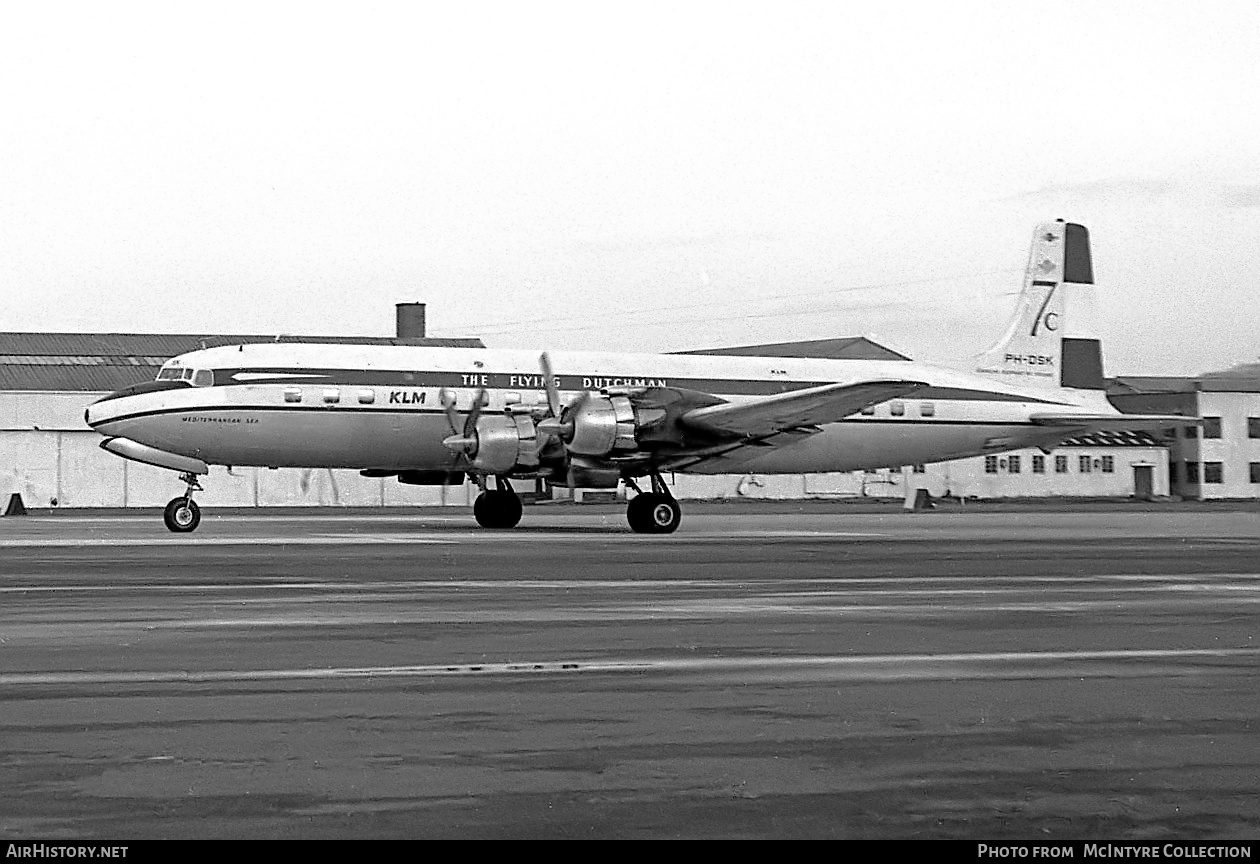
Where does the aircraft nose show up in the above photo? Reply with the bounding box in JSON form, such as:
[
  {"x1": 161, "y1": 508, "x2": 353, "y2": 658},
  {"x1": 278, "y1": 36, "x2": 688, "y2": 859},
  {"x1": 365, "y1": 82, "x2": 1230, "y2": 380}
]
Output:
[
  {"x1": 86, "y1": 379, "x2": 192, "y2": 431},
  {"x1": 85, "y1": 394, "x2": 121, "y2": 430}
]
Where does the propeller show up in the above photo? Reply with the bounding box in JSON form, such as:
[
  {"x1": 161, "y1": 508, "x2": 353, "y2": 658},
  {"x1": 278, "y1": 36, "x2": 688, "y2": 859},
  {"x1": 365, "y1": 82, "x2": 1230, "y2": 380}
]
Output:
[
  {"x1": 535, "y1": 352, "x2": 595, "y2": 442},
  {"x1": 441, "y1": 387, "x2": 489, "y2": 457},
  {"x1": 534, "y1": 353, "x2": 616, "y2": 492}
]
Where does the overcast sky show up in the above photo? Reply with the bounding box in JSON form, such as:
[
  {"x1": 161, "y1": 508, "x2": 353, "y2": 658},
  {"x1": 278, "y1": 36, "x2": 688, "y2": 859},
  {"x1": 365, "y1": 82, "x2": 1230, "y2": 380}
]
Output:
[{"x1": 2, "y1": 1, "x2": 1258, "y2": 376}]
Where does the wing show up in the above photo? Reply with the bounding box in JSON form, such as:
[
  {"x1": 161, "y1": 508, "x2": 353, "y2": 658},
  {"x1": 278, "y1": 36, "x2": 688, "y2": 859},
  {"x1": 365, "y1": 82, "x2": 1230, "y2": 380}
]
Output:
[
  {"x1": 679, "y1": 379, "x2": 931, "y2": 439},
  {"x1": 1029, "y1": 413, "x2": 1194, "y2": 433}
]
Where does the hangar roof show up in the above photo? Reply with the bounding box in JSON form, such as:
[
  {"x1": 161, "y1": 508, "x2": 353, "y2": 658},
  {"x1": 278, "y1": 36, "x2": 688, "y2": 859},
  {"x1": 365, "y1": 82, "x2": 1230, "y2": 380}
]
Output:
[
  {"x1": 1109, "y1": 370, "x2": 1260, "y2": 394},
  {"x1": 0, "y1": 332, "x2": 485, "y2": 392}
]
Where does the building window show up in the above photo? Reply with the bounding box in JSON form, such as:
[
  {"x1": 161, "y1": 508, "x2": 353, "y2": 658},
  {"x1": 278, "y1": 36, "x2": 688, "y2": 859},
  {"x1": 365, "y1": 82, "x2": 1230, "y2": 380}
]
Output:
[
  {"x1": 283, "y1": 387, "x2": 302, "y2": 403},
  {"x1": 1008, "y1": 455, "x2": 1021, "y2": 474},
  {"x1": 1250, "y1": 463, "x2": 1260, "y2": 483},
  {"x1": 913, "y1": 464, "x2": 926, "y2": 474},
  {"x1": 984, "y1": 455, "x2": 999, "y2": 474},
  {"x1": 1162, "y1": 427, "x2": 1177, "y2": 440},
  {"x1": 1184, "y1": 425, "x2": 1198, "y2": 439},
  {"x1": 1203, "y1": 462, "x2": 1223, "y2": 484},
  {"x1": 1170, "y1": 462, "x2": 1178, "y2": 484},
  {"x1": 1185, "y1": 461, "x2": 1199, "y2": 483},
  {"x1": 1032, "y1": 454, "x2": 1045, "y2": 474},
  {"x1": 1202, "y1": 417, "x2": 1221, "y2": 439},
  {"x1": 1055, "y1": 455, "x2": 1068, "y2": 473},
  {"x1": 890, "y1": 401, "x2": 905, "y2": 416},
  {"x1": 1101, "y1": 455, "x2": 1114, "y2": 473},
  {"x1": 1079, "y1": 455, "x2": 1092, "y2": 473},
  {"x1": 1249, "y1": 418, "x2": 1260, "y2": 439},
  {"x1": 919, "y1": 402, "x2": 936, "y2": 417}
]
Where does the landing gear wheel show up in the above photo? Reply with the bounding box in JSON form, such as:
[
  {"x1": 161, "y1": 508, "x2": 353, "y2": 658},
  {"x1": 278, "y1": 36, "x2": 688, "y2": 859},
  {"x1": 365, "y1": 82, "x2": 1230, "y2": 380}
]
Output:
[
  {"x1": 627, "y1": 492, "x2": 681, "y2": 534},
  {"x1": 163, "y1": 497, "x2": 201, "y2": 533},
  {"x1": 473, "y1": 489, "x2": 523, "y2": 529}
]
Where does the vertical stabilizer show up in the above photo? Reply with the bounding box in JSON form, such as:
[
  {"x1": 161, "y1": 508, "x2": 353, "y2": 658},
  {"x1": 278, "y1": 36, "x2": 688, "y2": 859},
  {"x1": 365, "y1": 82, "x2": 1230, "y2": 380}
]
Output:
[{"x1": 974, "y1": 221, "x2": 1104, "y2": 390}]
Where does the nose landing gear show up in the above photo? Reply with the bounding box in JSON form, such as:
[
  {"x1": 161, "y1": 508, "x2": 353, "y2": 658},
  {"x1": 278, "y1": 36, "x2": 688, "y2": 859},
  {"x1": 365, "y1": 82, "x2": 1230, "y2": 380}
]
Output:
[{"x1": 163, "y1": 473, "x2": 203, "y2": 533}]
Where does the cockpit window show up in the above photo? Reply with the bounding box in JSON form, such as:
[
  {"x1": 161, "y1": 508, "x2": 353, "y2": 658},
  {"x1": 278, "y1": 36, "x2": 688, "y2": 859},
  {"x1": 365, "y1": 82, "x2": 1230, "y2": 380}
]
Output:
[{"x1": 155, "y1": 366, "x2": 211, "y2": 385}]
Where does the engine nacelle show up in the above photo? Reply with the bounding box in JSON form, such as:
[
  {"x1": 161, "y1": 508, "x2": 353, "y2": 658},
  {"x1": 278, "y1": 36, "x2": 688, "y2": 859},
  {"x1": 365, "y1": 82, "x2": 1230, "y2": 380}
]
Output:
[
  {"x1": 565, "y1": 457, "x2": 622, "y2": 489},
  {"x1": 567, "y1": 394, "x2": 637, "y2": 457},
  {"x1": 466, "y1": 411, "x2": 539, "y2": 474}
]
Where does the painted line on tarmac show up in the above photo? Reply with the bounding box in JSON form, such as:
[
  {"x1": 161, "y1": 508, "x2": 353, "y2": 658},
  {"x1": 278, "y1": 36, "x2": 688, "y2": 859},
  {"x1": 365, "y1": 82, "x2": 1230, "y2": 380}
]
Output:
[
  {"x1": 4, "y1": 647, "x2": 1258, "y2": 688},
  {"x1": 0, "y1": 536, "x2": 456, "y2": 548},
  {"x1": 5, "y1": 573, "x2": 1258, "y2": 594},
  {"x1": 18, "y1": 515, "x2": 472, "y2": 524},
  {"x1": 4, "y1": 573, "x2": 1259, "y2": 595},
  {"x1": 0, "y1": 530, "x2": 883, "y2": 548}
]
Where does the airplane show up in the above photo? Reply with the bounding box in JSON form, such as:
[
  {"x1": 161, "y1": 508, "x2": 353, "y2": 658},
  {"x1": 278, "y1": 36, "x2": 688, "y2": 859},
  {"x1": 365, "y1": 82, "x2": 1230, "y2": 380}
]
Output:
[{"x1": 84, "y1": 220, "x2": 1188, "y2": 534}]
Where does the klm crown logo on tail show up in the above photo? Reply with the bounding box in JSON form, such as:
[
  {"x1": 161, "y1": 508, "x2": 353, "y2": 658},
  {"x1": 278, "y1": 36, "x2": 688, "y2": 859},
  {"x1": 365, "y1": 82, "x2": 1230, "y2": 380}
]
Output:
[{"x1": 975, "y1": 221, "x2": 1103, "y2": 391}]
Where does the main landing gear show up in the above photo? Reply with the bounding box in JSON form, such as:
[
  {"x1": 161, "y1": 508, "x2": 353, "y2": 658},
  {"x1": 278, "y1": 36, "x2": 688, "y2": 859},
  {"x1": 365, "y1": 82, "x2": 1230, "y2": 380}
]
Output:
[
  {"x1": 625, "y1": 472, "x2": 681, "y2": 535},
  {"x1": 163, "y1": 473, "x2": 203, "y2": 533},
  {"x1": 473, "y1": 476, "x2": 523, "y2": 529}
]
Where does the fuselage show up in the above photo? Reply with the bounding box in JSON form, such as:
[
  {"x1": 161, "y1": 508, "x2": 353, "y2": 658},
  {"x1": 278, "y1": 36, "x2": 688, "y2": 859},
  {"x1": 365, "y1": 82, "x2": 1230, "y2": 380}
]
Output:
[{"x1": 84, "y1": 342, "x2": 1118, "y2": 477}]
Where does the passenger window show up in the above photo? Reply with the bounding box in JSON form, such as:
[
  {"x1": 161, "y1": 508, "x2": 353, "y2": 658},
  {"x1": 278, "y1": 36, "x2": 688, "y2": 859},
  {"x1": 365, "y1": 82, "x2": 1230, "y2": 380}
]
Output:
[
  {"x1": 859, "y1": 405, "x2": 875, "y2": 416},
  {"x1": 890, "y1": 401, "x2": 905, "y2": 416},
  {"x1": 283, "y1": 387, "x2": 302, "y2": 403},
  {"x1": 920, "y1": 402, "x2": 935, "y2": 417},
  {"x1": 192, "y1": 369, "x2": 213, "y2": 387},
  {"x1": 357, "y1": 389, "x2": 375, "y2": 405},
  {"x1": 323, "y1": 388, "x2": 340, "y2": 404}
]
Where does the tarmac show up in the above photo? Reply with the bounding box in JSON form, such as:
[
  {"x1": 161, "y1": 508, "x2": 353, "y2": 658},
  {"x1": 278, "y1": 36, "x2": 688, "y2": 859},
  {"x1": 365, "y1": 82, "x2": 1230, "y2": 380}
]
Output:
[{"x1": 1, "y1": 501, "x2": 1258, "y2": 839}]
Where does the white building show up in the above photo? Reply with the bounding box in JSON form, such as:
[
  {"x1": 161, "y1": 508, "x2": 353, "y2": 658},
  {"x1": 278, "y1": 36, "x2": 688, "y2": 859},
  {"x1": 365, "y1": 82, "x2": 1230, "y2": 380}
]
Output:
[
  {"x1": 668, "y1": 430, "x2": 1169, "y2": 502},
  {"x1": 1110, "y1": 372, "x2": 1260, "y2": 500}
]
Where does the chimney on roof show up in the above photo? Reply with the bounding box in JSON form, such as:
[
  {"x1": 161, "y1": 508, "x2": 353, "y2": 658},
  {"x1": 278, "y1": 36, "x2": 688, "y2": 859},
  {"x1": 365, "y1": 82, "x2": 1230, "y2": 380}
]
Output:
[{"x1": 395, "y1": 303, "x2": 426, "y2": 339}]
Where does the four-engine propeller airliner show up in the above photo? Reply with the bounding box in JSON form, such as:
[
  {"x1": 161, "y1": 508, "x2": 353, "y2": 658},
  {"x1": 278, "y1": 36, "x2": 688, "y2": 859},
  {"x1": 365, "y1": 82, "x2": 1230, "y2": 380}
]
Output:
[{"x1": 85, "y1": 221, "x2": 1185, "y2": 534}]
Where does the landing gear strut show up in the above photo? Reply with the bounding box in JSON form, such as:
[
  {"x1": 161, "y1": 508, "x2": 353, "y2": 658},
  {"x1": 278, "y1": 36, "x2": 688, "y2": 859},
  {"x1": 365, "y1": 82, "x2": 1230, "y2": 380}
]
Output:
[
  {"x1": 626, "y1": 472, "x2": 681, "y2": 534},
  {"x1": 473, "y1": 476, "x2": 523, "y2": 529},
  {"x1": 163, "y1": 473, "x2": 203, "y2": 533}
]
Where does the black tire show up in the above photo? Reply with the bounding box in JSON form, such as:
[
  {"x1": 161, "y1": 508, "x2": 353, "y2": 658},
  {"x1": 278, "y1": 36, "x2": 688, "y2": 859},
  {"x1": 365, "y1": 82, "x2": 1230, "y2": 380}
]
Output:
[
  {"x1": 627, "y1": 493, "x2": 681, "y2": 534},
  {"x1": 473, "y1": 490, "x2": 523, "y2": 529},
  {"x1": 163, "y1": 497, "x2": 201, "y2": 533}
]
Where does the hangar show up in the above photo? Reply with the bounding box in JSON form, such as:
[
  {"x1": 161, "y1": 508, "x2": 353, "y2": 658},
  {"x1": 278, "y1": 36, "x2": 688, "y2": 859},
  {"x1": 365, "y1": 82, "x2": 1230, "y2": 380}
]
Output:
[{"x1": 0, "y1": 313, "x2": 1210, "y2": 510}]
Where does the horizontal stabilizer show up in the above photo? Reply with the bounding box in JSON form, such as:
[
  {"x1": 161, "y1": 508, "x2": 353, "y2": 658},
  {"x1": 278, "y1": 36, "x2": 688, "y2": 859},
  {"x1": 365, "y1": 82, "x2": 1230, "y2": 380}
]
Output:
[
  {"x1": 1029, "y1": 413, "x2": 1193, "y2": 433},
  {"x1": 681, "y1": 379, "x2": 930, "y2": 438}
]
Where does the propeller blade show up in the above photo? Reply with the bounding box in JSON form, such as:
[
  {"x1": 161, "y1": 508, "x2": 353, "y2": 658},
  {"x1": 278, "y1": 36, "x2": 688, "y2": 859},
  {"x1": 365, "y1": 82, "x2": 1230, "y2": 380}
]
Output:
[
  {"x1": 439, "y1": 388, "x2": 460, "y2": 436},
  {"x1": 539, "y1": 352, "x2": 561, "y2": 418},
  {"x1": 465, "y1": 387, "x2": 488, "y2": 435}
]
